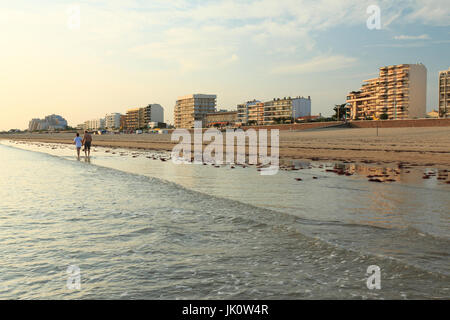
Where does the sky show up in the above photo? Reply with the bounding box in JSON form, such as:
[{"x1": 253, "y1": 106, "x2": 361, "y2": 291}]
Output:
[{"x1": 0, "y1": 0, "x2": 449, "y2": 130}]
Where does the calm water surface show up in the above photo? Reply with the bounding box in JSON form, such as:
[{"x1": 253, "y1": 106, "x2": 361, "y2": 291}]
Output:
[{"x1": 0, "y1": 140, "x2": 448, "y2": 299}]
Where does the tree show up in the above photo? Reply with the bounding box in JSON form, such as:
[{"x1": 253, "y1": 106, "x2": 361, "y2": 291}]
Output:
[
  {"x1": 333, "y1": 104, "x2": 347, "y2": 120},
  {"x1": 380, "y1": 113, "x2": 389, "y2": 120}
]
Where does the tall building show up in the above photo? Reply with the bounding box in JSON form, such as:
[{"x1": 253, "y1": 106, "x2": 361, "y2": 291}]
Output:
[
  {"x1": 125, "y1": 108, "x2": 141, "y2": 130},
  {"x1": 125, "y1": 104, "x2": 165, "y2": 130},
  {"x1": 105, "y1": 113, "x2": 122, "y2": 129},
  {"x1": 346, "y1": 63, "x2": 427, "y2": 120},
  {"x1": 143, "y1": 104, "x2": 164, "y2": 124},
  {"x1": 439, "y1": 67, "x2": 450, "y2": 118},
  {"x1": 28, "y1": 114, "x2": 68, "y2": 131},
  {"x1": 174, "y1": 94, "x2": 217, "y2": 128},
  {"x1": 263, "y1": 96, "x2": 311, "y2": 125}
]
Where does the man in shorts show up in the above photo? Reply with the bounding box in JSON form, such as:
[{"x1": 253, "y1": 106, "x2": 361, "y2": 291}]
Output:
[{"x1": 82, "y1": 130, "x2": 93, "y2": 158}]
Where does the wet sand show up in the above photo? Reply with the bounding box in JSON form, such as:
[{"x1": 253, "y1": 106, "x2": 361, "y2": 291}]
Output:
[{"x1": 2, "y1": 126, "x2": 450, "y2": 168}]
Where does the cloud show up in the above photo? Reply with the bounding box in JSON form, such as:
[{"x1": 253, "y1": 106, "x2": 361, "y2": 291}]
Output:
[
  {"x1": 394, "y1": 34, "x2": 430, "y2": 40},
  {"x1": 405, "y1": 0, "x2": 450, "y2": 26},
  {"x1": 271, "y1": 55, "x2": 357, "y2": 75}
]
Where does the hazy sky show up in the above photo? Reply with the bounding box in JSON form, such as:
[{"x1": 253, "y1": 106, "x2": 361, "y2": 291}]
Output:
[{"x1": 1, "y1": 0, "x2": 449, "y2": 130}]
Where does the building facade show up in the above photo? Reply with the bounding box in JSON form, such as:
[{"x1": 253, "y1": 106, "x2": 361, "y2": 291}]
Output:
[
  {"x1": 125, "y1": 104, "x2": 165, "y2": 130},
  {"x1": 439, "y1": 67, "x2": 450, "y2": 118},
  {"x1": 237, "y1": 103, "x2": 249, "y2": 124},
  {"x1": 28, "y1": 114, "x2": 68, "y2": 131},
  {"x1": 84, "y1": 118, "x2": 105, "y2": 131},
  {"x1": 236, "y1": 100, "x2": 262, "y2": 125},
  {"x1": 174, "y1": 94, "x2": 217, "y2": 128},
  {"x1": 105, "y1": 113, "x2": 122, "y2": 129},
  {"x1": 125, "y1": 108, "x2": 141, "y2": 130},
  {"x1": 263, "y1": 96, "x2": 311, "y2": 125},
  {"x1": 247, "y1": 102, "x2": 264, "y2": 125},
  {"x1": 120, "y1": 115, "x2": 127, "y2": 130},
  {"x1": 346, "y1": 64, "x2": 427, "y2": 120},
  {"x1": 204, "y1": 111, "x2": 238, "y2": 128},
  {"x1": 143, "y1": 104, "x2": 164, "y2": 124}
]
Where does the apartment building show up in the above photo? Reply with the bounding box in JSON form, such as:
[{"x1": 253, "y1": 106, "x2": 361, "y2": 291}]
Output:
[
  {"x1": 174, "y1": 94, "x2": 217, "y2": 128},
  {"x1": 84, "y1": 118, "x2": 105, "y2": 131},
  {"x1": 120, "y1": 115, "x2": 127, "y2": 130},
  {"x1": 203, "y1": 111, "x2": 238, "y2": 128},
  {"x1": 124, "y1": 104, "x2": 165, "y2": 130},
  {"x1": 143, "y1": 104, "x2": 164, "y2": 124},
  {"x1": 346, "y1": 63, "x2": 427, "y2": 120},
  {"x1": 105, "y1": 113, "x2": 122, "y2": 129},
  {"x1": 28, "y1": 114, "x2": 68, "y2": 131},
  {"x1": 439, "y1": 67, "x2": 450, "y2": 118},
  {"x1": 237, "y1": 103, "x2": 249, "y2": 124},
  {"x1": 263, "y1": 96, "x2": 311, "y2": 125},
  {"x1": 125, "y1": 108, "x2": 141, "y2": 129},
  {"x1": 236, "y1": 100, "x2": 262, "y2": 125},
  {"x1": 247, "y1": 102, "x2": 264, "y2": 125}
]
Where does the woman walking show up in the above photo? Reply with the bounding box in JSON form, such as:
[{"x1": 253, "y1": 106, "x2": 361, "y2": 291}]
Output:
[{"x1": 74, "y1": 133, "x2": 83, "y2": 160}]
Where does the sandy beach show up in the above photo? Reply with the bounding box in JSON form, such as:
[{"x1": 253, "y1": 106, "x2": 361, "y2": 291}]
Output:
[{"x1": 2, "y1": 126, "x2": 450, "y2": 168}]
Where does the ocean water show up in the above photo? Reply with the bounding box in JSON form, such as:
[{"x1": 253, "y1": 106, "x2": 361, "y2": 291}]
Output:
[{"x1": 0, "y1": 141, "x2": 449, "y2": 299}]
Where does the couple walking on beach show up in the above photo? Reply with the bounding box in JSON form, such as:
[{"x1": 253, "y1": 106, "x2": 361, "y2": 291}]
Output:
[{"x1": 74, "y1": 131, "x2": 93, "y2": 160}]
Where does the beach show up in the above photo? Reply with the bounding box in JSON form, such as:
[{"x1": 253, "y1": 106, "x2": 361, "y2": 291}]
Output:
[{"x1": 2, "y1": 126, "x2": 450, "y2": 168}]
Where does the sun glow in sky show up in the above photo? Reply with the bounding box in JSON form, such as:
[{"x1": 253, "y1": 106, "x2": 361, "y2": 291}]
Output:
[{"x1": 0, "y1": 0, "x2": 449, "y2": 130}]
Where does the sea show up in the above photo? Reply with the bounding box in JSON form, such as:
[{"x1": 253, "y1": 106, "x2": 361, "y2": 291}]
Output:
[{"x1": 0, "y1": 140, "x2": 448, "y2": 299}]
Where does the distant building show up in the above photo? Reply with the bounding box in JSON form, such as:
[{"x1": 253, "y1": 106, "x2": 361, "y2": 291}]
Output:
[
  {"x1": 125, "y1": 104, "x2": 165, "y2": 130},
  {"x1": 263, "y1": 96, "x2": 311, "y2": 125},
  {"x1": 247, "y1": 102, "x2": 264, "y2": 125},
  {"x1": 105, "y1": 113, "x2": 122, "y2": 129},
  {"x1": 237, "y1": 104, "x2": 248, "y2": 124},
  {"x1": 439, "y1": 67, "x2": 450, "y2": 118},
  {"x1": 143, "y1": 104, "x2": 164, "y2": 124},
  {"x1": 84, "y1": 118, "x2": 105, "y2": 131},
  {"x1": 237, "y1": 100, "x2": 260, "y2": 125},
  {"x1": 204, "y1": 111, "x2": 238, "y2": 128},
  {"x1": 120, "y1": 115, "x2": 127, "y2": 130},
  {"x1": 125, "y1": 108, "x2": 140, "y2": 130},
  {"x1": 174, "y1": 94, "x2": 217, "y2": 128},
  {"x1": 346, "y1": 63, "x2": 427, "y2": 120},
  {"x1": 28, "y1": 114, "x2": 68, "y2": 131}
]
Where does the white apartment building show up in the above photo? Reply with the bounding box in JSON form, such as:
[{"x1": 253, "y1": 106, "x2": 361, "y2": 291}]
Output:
[
  {"x1": 84, "y1": 118, "x2": 105, "y2": 131},
  {"x1": 144, "y1": 104, "x2": 164, "y2": 124},
  {"x1": 105, "y1": 113, "x2": 122, "y2": 129}
]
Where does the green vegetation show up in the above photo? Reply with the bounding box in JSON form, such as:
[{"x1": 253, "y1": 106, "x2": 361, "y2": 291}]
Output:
[{"x1": 332, "y1": 103, "x2": 348, "y2": 121}]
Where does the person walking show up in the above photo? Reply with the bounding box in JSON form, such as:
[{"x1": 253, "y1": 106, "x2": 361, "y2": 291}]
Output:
[
  {"x1": 74, "y1": 133, "x2": 82, "y2": 160},
  {"x1": 82, "y1": 130, "x2": 93, "y2": 158}
]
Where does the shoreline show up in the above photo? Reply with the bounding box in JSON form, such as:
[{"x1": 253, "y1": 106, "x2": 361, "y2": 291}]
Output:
[{"x1": 2, "y1": 126, "x2": 450, "y2": 169}]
